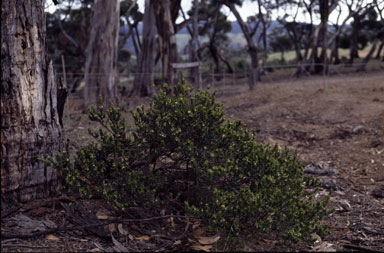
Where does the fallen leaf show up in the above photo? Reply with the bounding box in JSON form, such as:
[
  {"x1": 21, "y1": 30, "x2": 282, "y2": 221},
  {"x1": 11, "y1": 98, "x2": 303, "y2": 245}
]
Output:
[
  {"x1": 45, "y1": 234, "x2": 60, "y2": 241},
  {"x1": 108, "y1": 223, "x2": 116, "y2": 233},
  {"x1": 111, "y1": 233, "x2": 129, "y2": 252},
  {"x1": 128, "y1": 234, "x2": 134, "y2": 241},
  {"x1": 192, "y1": 222, "x2": 200, "y2": 230},
  {"x1": 118, "y1": 224, "x2": 129, "y2": 235},
  {"x1": 97, "y1": 215, "x2": 110, "y2": 220},
  {"x1": 335, "y1": 190, "x2": 345, "y2": 195},
  {"x1": 136, "y1": 235, "x2": 150, "y2": 241},
  {"x1": 191, "y1": 244, "x2": 212, "y2": 252},
  {"x1": 197, "y1": 235, "x2": 220, "y2": 245},
  {"x1": 311, "y1": 233, "x2": 322, "y2": 243},
  {"x1": 340, "y1": 199, "x2": 351, "y2": 209},
  {"x1": 174, "y1": 240, "x2": 182, "y2": 245},
  {"x1": 193, "y1": 228, "x2": 206, "y2": 237},
  {"x1": 94, "y1": 242, "x2": 107, "y2": 251},
  {"x1": 313, "y1": 242, "x2": 336, "y2": 252},
  {"x1": 168, "y1": 217, "x2": 175, "y2": 228},
  {"x1": 89, "y1": 248, "x2": 102, "y2": 252}
]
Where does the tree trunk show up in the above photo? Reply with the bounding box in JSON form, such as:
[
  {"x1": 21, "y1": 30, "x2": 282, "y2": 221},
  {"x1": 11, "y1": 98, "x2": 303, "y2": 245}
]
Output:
[
  {"x1": 285, "y1": 25, "x2": 306, "y2": 77},
  {"x1": 280, "y1": 50, "x2": 285, "y2": 63},
  {"x1": 331, "y1": 33, "x2": 341, "y2": 64},
  {"x1": 154, "y1": 0, "x2": 179, "y2": 87},
  {"x1": 226, "y1": 2, "x2": 258, "y2": 90},
  {"x1": 258, "y1": 0, "x2": 268, "y2": 75},
  {"x1": 131, "y1": 0, "x2": 156, "y2": 97},
  {"x1": 1, "y1": 0, "x2": 66, "y2": 208},
  {"x1": 189, "y1": 0, "x2": 201, "y2": 89},
  {"x1": 319, "y1": 0, "x2": 329, "y2": 75},
  {"x1": 311, "y1": 0, "x2": 339, "y2": 73},
  {"x1": 357, "y1": 30, "x2": 384, "y2": 71},
  {"x1": 356, "y1": 39, "x2": 377, "y2": 72},
  {"x1": 84, "y1": 0, "x2": 120, "y2": 107},
  {"x1": 210, "y1": 42, "x2": 221, "y2": 74},
  {"x1": 375, "y1": 40, "x2": 384, "y2": 59},
  {"x1": 215, "y1": 45, "x2": 234, "y2": 73},
  {"x1": 349, "y1": 16, "x2": 361, "y2": 64}
]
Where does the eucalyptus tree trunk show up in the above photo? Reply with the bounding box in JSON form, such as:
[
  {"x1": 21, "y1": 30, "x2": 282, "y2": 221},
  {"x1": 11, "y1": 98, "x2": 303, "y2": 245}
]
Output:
[
  {"x1": 131, "y1": 0, "x2": 156, "y2": 97},
  {"x1": 330, "y1": 34, "x2": 341, "y2": 64},
  {"x1": 311, "y1": 0, "x2": 338, "y2": 73},
  {"x1": 348, "y1": 15, "x2": 361, "y2": 64},
  {"x1": 375, "y1": 41, "x2": 384, "y2": 59},
  {"x1": 189, "y1": 0, "x2": 201, "y2": 89},
  {"x1": 226, "y1": 2, "x2": 258, "y2": 90},
  {"x1": 1, "y1": 0, "x2": 66, "y2": 208},
  {"x1": 319, "y1": 0, "x2": 329, "y2": 75},
  {"x1": 84, "y1": 0, "x2": 120, "y2": 107},
  {"x1": 154, "y1": 0, "x2": 179, "y2": 86},
  {"x1": 357, "y1": 28, "x2": 384, "y2": 71},
  {"x1": 357, "y1": 38, "x2": 379, "y2": 72}
]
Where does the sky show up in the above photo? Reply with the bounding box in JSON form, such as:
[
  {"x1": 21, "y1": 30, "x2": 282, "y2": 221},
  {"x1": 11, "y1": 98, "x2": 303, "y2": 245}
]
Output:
[
  {"x1": 120, "y1": 0, "x2": 367, "y2": 25},
  {"x1": 46, "y1": 0, "x2": 380, "y2": 26}
]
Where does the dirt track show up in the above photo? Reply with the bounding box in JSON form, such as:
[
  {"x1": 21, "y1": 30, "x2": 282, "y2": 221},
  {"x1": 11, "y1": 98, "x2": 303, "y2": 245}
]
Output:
[{"x1": 219, "y1": 71, "x2": 384, "y2": 251}]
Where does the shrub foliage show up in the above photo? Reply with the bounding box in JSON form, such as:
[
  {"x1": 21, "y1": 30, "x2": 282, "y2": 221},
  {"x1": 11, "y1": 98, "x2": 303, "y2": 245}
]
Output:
[{"x1": 49, "y1": 79, "x2": 329, "y2": 242}]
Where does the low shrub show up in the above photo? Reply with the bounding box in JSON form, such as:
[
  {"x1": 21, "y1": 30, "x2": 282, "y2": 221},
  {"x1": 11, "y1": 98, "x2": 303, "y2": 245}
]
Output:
[{"x1": 48, "y1": 79, "x2": 330, "y2": 242}]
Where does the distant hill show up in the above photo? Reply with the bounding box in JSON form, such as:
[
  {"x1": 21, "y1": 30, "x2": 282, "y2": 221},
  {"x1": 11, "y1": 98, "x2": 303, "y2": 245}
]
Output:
[{"x1": 120, "y1": 21, "x2": 282, "y2": 55}]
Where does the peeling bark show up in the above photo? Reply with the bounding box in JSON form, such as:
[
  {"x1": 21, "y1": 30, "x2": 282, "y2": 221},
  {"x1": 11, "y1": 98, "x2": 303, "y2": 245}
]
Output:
[
  {"x1": 131, "y1": 0, "x2": 156, "y2": 97},
  {"x1": 154, "y1": 0, "x2": 179, "y2": 87},
  {"x1": 84, "y1": 0, "x2": 120, "y2": 107},
  {"x1": 1, "y1": 0, "x2": 65, "y2": 208},
  {"x1": 189, "y1": 0, "x2": 201, "y2": 89}
]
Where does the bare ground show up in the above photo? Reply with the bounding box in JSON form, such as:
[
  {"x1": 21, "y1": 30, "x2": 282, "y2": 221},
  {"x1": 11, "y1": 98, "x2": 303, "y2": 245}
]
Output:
[
  {"x1": 219, "y1": 71, "x2": 384, "y2": 251},
  {"x1": 1, "y1": 71, "x2": 384, "y2": 252}
]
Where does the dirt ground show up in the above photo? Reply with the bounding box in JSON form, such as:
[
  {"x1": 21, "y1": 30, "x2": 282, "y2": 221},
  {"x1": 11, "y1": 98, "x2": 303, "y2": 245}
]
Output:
[
  {"x1": 1, "y1": 71, "x2": 384, "y2": 252},
  {"x1": 219, "y1": 71, "x2": 384, "y2": 251}
]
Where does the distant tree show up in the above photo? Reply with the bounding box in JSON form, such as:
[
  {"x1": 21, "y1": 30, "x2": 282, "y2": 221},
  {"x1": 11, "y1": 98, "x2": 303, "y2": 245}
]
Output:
[
  {"x1": 46, "y1": 0, "x2": 93, "y2": 92},
  {"x1": 374, "y1": 1, "x2": 384, "y2": 62},
  {"x1": 193, "y1": 0, "x2": 233, "y2": 75},
  {"x1": 2, "y1": 0, "x2": 66, "y2": 207},
  {"x1": 223, "y1": 0, "x2": 261, "y2": 90},
  {"x1": 329, "y1": 4, "x2": 343, "y2": 64},
  {"x1": 119, "y1": 0, "x2": 143, "y2": 58},
  {"x1": 357, "y1": 2, "x2": 384, "y2": 71},
  {"x1": 46, "y1": 0, "x2": 137, "y2": 91},
  {"x1": 269, "y1": 29, "x2": 293, "y2": 63},
  {"x1": 346, "y1": 1, "x2": 376, "y2": 64},
  {"x1": 327, "y1": 0, "x2": 368, "y2": 65},
  {"x1": 255, "y1": 0, "x2": 273, "y2": 74},
  {"x1": 153, "y1": 0, "x2": 182, "y2": 86},
  {"x1": 310, "y1": 0, "x2": 339, "y2": 74},
  {"x1": 84, "y1": 0, "x2": 120, "y2": 107},
  {"x1": 131, "y1": 0, "x2": 156, "y2": 96},
  {"x1": 189, "y1": 0, "x2": 202, "y2": 89},
  {"x1": 277, "y1": 0, "x2": 316, "y2": 76}
]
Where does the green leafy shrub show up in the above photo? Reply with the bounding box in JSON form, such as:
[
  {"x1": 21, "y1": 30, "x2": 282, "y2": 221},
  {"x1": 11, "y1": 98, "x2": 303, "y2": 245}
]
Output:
[{"x1": 49, "y1": 79, "x2": 330, "y2": 242}]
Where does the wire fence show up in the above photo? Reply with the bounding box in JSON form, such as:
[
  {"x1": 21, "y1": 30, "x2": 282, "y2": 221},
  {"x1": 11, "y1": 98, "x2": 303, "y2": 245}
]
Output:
[{"x1": 58, "y1": 61, "x2": 384, "y2": 125}]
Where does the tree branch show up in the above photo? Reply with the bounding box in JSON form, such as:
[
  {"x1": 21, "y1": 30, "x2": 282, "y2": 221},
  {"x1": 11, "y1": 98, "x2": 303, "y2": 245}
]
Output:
[
  {"x1": 57, "y1": 14, "x2": 80, "y2": 49},
  {"x1": 175, "y1": 18, "x2": 192, "y2": 33}
]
